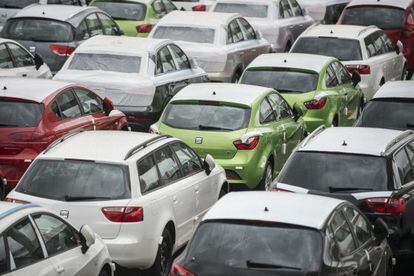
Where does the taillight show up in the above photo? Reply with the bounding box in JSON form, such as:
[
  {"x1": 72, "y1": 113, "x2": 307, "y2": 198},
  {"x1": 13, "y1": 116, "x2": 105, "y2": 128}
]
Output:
[
  {"x1": 304, "y1": 97, "x2": 327, "y2": 110},
  {"x1": 192, "y1": 4, "x2": 206, "y2": 11},
  {"x1": 101, "y1": 206, "x2": 144, "y2": 222},
  {"x1": 4, "y1": 198, "x2": 30, "y2": 204},
  {"x1": 365, "y1": 197, "x2": 406, "y2": 214},
  {"x1": 346, "y1": 65, "x2": 371, "y2": 75},
  {"x1": 233, "y1": 136, "x2": 260, "y2": 150},
  {"x1": 136, "y1": 24, "x2": 153, "y2": 33},
  {"x1": 49, "y1": 45, "x2": 75, "y2": 57},
  {"x1": 170, "y1": 264, "x2": 194, "y2": 276}
]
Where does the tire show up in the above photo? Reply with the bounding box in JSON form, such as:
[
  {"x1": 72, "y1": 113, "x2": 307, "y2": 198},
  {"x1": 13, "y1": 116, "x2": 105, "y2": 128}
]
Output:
[
  {"x1": 98, "y1": 267, "x2": 110, "y2": 276},
  {"x1": 147, "y1": 228, "x2": 173, "y2": 276},
  {"x1": 231, "y1": 70, "x2": 242, "y2": 83},
  {"x1": 258, "y1": 161, "x2": 273, "y2": 191}
]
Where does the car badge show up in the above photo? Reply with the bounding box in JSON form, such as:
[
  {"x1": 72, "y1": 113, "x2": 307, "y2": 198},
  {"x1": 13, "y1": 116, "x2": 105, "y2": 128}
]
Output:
[
  {"x1": 60, "y1": 210, "x2": 69, "y2": 219},
  {"x1": 195, "y1": 137, "x2": 203, "y2": 144}
]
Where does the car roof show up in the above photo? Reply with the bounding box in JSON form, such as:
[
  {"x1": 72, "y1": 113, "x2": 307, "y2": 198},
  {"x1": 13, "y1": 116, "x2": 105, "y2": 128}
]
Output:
[
  {"x1": 171, "y1": 83, "x2": 273, "y2": 107},
  {"x1": 346, "y1": 0, "x2": 412, "y2": 9},
  {"x1": 13, "y1": 5, "x2": 97, "y2": 21},
  {"x1": 301, "y1": 24, "x2": 378, "y2": 39},
  {"x1": 247, "y1": 53, "x2": 334, "y2": 73},
  {"x1": 0, "y1": 78, "x2": 73, "y2": 103},
  {"x1": 157, "y1": 11, "x2": 239, "y2": 29},
  {"x1": 299, "y1": 127, "x2": 408, "y2": 156},
  {"x1": 203, "y1": 192, "x2": 345, "y2": 230},
  {"x1": 373, "y1": 81, "x2": 414, "y2": 100}
]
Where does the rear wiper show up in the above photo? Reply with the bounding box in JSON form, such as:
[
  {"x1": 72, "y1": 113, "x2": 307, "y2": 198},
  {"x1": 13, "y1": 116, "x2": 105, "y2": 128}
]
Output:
[
  {"x1": 198, "y1": 125, "x2": 233, "y2": 131},
  {"x1": 246, "y1": 260, "x2": 301, "y2": 271},
  {"x1": 64, "y1": 196, "x2": 111, "y2": 201},
  {"x1": 329, "y1": 186, "x2": 373, "y2": 192}
]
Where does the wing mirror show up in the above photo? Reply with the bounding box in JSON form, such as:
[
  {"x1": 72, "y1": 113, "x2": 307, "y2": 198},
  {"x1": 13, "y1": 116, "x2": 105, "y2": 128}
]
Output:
[
  {"x1": 373, "y1": 218, "x2": 389, "y2": 244},
  {"x1": 396, "y1": 40, "x2": 404, "y2": 55},
  {"x1": 351, "y1": 71, "x2": 361, "y2": 87},
  {"x1": 203, "y1": 154, "x2": 216, "y2": 175},
  {"x1": 79, "y1": 224, "x2": 95, "y2": 254},
  {"x1": 103, "y1": 97, "x2": 114, "y2": 116},
  {"x1": 34, "y1": 53, "x2": 44, "y2": 71}
]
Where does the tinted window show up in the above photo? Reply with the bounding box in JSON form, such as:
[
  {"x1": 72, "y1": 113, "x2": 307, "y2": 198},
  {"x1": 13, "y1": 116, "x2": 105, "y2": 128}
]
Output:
[
  {"x1": 0, "y1": 100, "x2": 44, "y2": 127},
  {"x1": 153, "y1": 0, "x2": 166, "y2": 16},
  {"x1": 394, "y1": 149, "x2": 414, "y2": 185},
  {"x1": 330, "y1": 212, "x2": 356, "y2": 255},
  {"x1": 157, "y1": 46, "x2": 176, "y2": 74},
  {"x1": 289, "y1": 0, "x2": 303, "y2": 16},
  {"x1": 343, "y1": 207, "x2": 372, "y2": 246},
  {"x1": 279, "y1": 0, "x2": 293, "y2": 18},
  {"x1": 97, "y1": 13, "x2": 118, "y2": 35},
  {"x1": 55, "y1": 91, "x2": 82, "y2": 119},
  {"x1": 0, "y1": 237, "x2": 7, "y2": 273},
  {"x1": 260, "y1": 98, "x2": 276, "y2": 124},
  {"x1": 381, "y1": 32, "x2": 395, "y2": 53},
  {"x1": 73, "y1": 88, "x2": 103, "y2": 114},
  {"x1": 325, "y1": 64, "x2": 339, "y2": 88},
  {"x1": 76, "y1": 20, "x2": 90, "y2": 40},
  {"x1": 365, "y1": 34, "x2": 377, "y2": 58},
  {"x1": 163, "y1": 102, "x2": 251, "y2": 131},
  {"x1": 92, "y1": 1, "x2": 146, "y2": 21},
  {"x1": 0, "y1": 0, "x2": 37, "y2": 9},
  {"x1": 138, "y1": 155, "x2": 160, "y2": 193},
  {"x1": 169, "y1": 45, "x2": 190, "y2": 70},
  {"x1": 69, "y1": 53, "x2": 141, "y2": 73},
  {"x1": 85, "y1": 13, "x2": 103, "y2": 37},
  {"x1": 228, "y1": 20, "x2": 244, "y2": 43},
  {"x1": 0, "y1": 44, "x2": 13, "y2": 69},
  {"x1": 342, "y1": 7, "x2": 406, "y2": 30},
  {"x1": 214, "y1": 3, "x2": 268, "y2": 18},
  {"x1": 162, "y1": 0, "x2": 176, "y2": 13},
  {"x1": 154, "y1": 147, "x2": 182, "y2": 185},
  {"x1": 238, "y1": 18, "x2": 256, "y2": 40},
  {"x1": 292, "y1": 37, "x2": 362, "y2": 61},
  {"x1": 7, "y1": 43, "x2": 34, "y2": 67},
  {"x1": 153, "y1": 26, "x2": 215, "y2": 44},
  {"x1": 332, "y1": 62, "x2": 351, "y2": 85},
  {"x1": 171, "y1": 143, "x2": 202, "y2": 175},
  {"x1": 17, "y1": 160, "x2": 131, "y2": 201},
  {"x1": 267, "y1": 93, "x2": 291, "y2": 119}
]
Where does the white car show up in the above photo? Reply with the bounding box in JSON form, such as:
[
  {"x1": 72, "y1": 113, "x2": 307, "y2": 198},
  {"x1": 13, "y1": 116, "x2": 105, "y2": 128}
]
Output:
[
  {"x1": 211, "y1": 0, "x2": 314, "y2": 52},
  {"x1": 7, "y1": 131, "x2": 228, "y2": 274},
  {"x1": 149, "y1": 11, "x2": 271, "y2": 82},
  {"x1": 290, "y1": 24, "x2": 406, "y2": 100},
  {"x1": 0, "y1": 38, "x2": 52, "y2": 78},
  {"x1": 54, "y1": 35, "x2": 207, "y2": 132},
  {"x1": 0, "y1": 201, "x2": 114, "y2": 276},
  {"x1": 297, "y1": 0, "x2": 350, "y2": 23}
]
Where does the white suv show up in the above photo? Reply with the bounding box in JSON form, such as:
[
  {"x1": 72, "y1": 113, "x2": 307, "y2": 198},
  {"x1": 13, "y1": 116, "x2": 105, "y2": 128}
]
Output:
[
  {"x1": 7, "y1": 131, "x2": 227, "y2": 274},
  {"x1": 290, "y1": 24, "x2": 406, "y2": 100}
]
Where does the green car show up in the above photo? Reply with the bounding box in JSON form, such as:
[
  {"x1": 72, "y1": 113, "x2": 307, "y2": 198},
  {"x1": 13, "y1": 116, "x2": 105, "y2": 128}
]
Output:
[
  {"x1": 90, "y1": 0, "x2": 177, "y2": 37},
  {"x1": 240, "y1": 53, "x2": 364, "y2": 132},
  {"x1": 150, "y1": 83, "x2": 306, "y2": 190}
]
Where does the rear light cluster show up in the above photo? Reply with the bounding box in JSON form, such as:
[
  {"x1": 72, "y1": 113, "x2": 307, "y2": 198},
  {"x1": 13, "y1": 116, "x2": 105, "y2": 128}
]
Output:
[
  {"x1": 4, "y1": 198, "x2": 29, "y2": 204},
  {"x1": 49, "y1": 45, "x2": 75, "y2": 57},
  {"x1": 136, "y1": 24, "x2": 153, "y2": 33},
  {"x1": 364, "y1": 197, "x2": 406, "y2": 214},
  {"x1": 192, "y1": 4, "x2": 206, "y2": 11},
  {"x1": 346, "y1": 65, "x2": 371, "y2": 75},
  {"x1": 233, "y1": 136, "x2": 260, "y2": 150},
  {"x1": 101, "y1": 206, "x2": 144, "y2": 222},
  {"x1": 170, "y1": 264, "x2": 194, "y2": 276},
  {"x1": 304, "y1": 97, "x2": 327, "y2": 110}
]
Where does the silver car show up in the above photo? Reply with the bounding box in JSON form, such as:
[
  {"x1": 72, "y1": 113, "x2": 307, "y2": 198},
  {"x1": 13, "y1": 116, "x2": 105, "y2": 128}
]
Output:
[
  {"x1": 149, "y1": 11, "x2": 271, "y2": 82},
  {"x1": 0, "y1": 4, "x2": 121, "y2": 73}
]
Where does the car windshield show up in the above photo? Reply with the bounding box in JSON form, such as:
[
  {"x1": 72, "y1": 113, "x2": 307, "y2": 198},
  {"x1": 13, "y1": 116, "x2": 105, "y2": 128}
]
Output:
[
  {"x1": 357, "y1": 99, "x2": 414, "y2": 131},
  {"x1": 17, "y1": 160, "x2": 131, "y2": 201},
  {"x1": 214, "y1": 3, "x2": 268, "y2": 18},
  {"x1": 0, "y1": 0, "x2": 38, "y2": 9},
  {"x1": 152, "y1": 26, "x2": 215, "y2": 44},
  {"x1": 241, "y1": 69, "x2": 319, "y2": 93},
  {"x1": 342, "y1": 6, "x2": 406, "y2": 30},
  {"x1": 291, "y1": 37, "x2": 362, "y2": 61},
  {"x1": 68, "y1": 53, "x2": 142, "y2": 73},
  {"x1": 278, "y1": 152, "x2": 389, "y2": 192},
  {"x1": 163, "y1": 102, "x2": 251, "y2": 131},
  {"x1": 92, "y1": 1, "x2": 147, "y2": 21},
  {"x1": 2, "y1": 18, "x2": 73, "y2": 42},
  {"x1": 0, "y1": 100, "x2": 44, "y2": 127},
  {"x1": 184, "y1": 221, "x2": 322, "y2": 272}
]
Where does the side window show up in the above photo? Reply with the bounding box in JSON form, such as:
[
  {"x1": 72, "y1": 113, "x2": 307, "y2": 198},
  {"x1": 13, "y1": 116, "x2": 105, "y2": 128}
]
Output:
[
  {"x1": 156, "y1": 46, "x2": 176, "y2": 74},
  {"x1": 0, "y1": 236, "x2": 8, "y2": 274},
  {"x1": 55, "y1": 90, "x2": 83, "y2": 119},
  {"x1": 162, "y1": 0, "x2": 177, "y2": 13},
  {"x1": 154, "y1": 146, "x2": 182, "y2": 185},
  {"x1": 332, "y1": 62, "x2": 351, "y2": 85},
  {"x1": 343, "y1": 206, "x2": 372, "y2": 246},
  {"x1": 279, "y1": 0, "x2": 293, "y2": 18},
  {"x1": 138, "y1": 155, "x2": 160, "y2": 193},
  {"x1": 394, "y1": 148, "x2": 414, "y2": 185},
  {"x1": 171, "y1": 143, "x2": 203, "y2": 176},
  {"x1": 330, "y1": 211, "x2": 356, "y2": 256},
  {"x1": 259, "y1": 98, "x2": 276, "y2": 124},
  {"x1": 268, "y1": 93, "x2": 292, "y2": 119},
  {"x1": 168, "y1": 44, "x2": 190, "y2": 70},
  {"x1": 85, "y1": 13, "x2": 104, "y2": 37},
  {"x1": 228, "y1": 20, "x2": 244, "y2": 44},
  {"x1": 6, "y1": 218, "x2": 44, "y2": 269},
  {"x1": 153, "y1": 0, "x2": 167, "y2": 17},
  {"x1": 238, "y1": 18, "x2": 256, "y2": 40},
  {"x1": 32, "y1": 214, "x2": 79, "y2": 257},
  {"x1": 73, "y1": 88, "x2": 103, "y2": 114},
  {"x1": 380, "y1": 32, "x2": 395, "y2": 53},
  {"x1": 325, "y1": 64, "x2": 339, "y2": 88},
  {"x1": 7, "y1": 43, "x2": 34, "y2": 67},
  {"x1": 97, "y1": 13, "x2": 118, "y2": 35},
  {"x1": 76, "y1": 20, "x2": 90, "y2": 40},
  {"x1": 289, "y1": 0, "x2": 303, "y2": 16},
  {"x1": 372, "y1": 31, "x2": 386, "y2": 56},
  {"x1": 0, "y1": 44, "x2": 14, "y2": 69},
  {"x1": 364, "y1": 34, "x2": 376, "y2": 58}
]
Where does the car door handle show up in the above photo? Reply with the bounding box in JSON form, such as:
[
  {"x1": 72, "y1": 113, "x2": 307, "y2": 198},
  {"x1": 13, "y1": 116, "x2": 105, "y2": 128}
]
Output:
[{"x1": 57, "y1": 266, "x2": 65, "y2": 274}]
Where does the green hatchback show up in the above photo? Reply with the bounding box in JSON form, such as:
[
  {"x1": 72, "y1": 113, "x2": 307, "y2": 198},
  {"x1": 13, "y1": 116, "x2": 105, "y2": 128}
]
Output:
[
  {"x1": 90, "y1": 0, "x2": 177, "y2": 37},
  {"x1": 240, "y1": 53, "x2": 364, "y2": 133},
  {"x1": 150, "y1": 83, "x2": 306, "y2": 190}
]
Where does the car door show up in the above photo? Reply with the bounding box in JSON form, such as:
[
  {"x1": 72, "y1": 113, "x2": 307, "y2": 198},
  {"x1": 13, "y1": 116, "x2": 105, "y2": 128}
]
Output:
[
  {"x1": 5, "y1": 43, "x2": 39, "y2": 78},
  {"x1": 380, "y1": 31, "x2": 404, "y2": 81},
  {"x1": 237, "y1": 17, "x2": 269, "y2": 63}
]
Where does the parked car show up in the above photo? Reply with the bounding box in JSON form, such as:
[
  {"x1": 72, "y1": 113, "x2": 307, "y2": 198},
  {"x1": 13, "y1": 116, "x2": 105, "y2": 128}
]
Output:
[
  {"x1": 298, "y1": 0, "x2": 350, "y2": 23},
  {"x1": 1, "y1": 5, "x2": 122, "y2": 73},
  {"x1": 290, "y1": 24, "x2": 406, "y2": 100},
  {"x1": 0, "y1": 38, "x2": 52, "y2": 78},
  {"x1": 6, "y1": 131, "x2": 228, "y2": 274},
  {"x1": 269, "y1": 126, "x2": 414, "y2": 258},
  {"x1": 338, "y1": 0, "x2": 414, "y2": 79},
  {"x1": 54, "y1": 35, "x2": 207, "y2": 132},
  {"x1": 0, "y1": 78, "x2": 128, "y2": 195},
  {"x1": 149, "y1": 11, "x2": 271, "y2": 82},
  {"x1": 90, "y1": 0, "x2": 177, "y2": 37},
  {"x1": 211, "y1": 0, "x2": 314, "y2": 52},
  {"x1": 172, "y1": 192, "x2": 393, "y2": 276},
  {"x1": 150, "y1": 83, "x2": 305, "y2": 190},
  {"x1": 171, "y1": 0, "x2": 215, "y2": 11},
  {"x1": 0, "y1": 201, "x2": 114, "y2": 275},
  {"x1": 240, "y1": 53, "x2": 363, "y2": 132}
]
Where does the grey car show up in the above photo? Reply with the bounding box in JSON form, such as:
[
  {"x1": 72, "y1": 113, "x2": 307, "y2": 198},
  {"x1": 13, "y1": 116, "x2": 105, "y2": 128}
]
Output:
[{"x1": 1, "y1": 4, "x2": 121, "y2": 73}]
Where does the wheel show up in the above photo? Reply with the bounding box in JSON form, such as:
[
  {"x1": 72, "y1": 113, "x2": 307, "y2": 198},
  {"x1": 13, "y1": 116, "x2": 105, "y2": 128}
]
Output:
[
  {"x1": 258, "y1": 161, "x2": 273, "y2": 190},
  {"x1": 231, "y1": 70, "x2": 241, "y2": 83},
  {"x1": 147, "y1": 228, "x2": 173, "y2": 276},
  {"x1": 98, "y1": 267, "x2": 110, "y2": 276}
]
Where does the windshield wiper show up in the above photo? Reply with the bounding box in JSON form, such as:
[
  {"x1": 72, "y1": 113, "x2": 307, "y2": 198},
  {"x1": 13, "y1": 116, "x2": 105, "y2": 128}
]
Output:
[
  {"x1": 246, "y1": 260, "x2": 301, "y2": 271},
  {"x1": 329, "y1": 186, "x2": 373, "y2": 193},
  {"x1": 64, "y1": 196, "x2": 111, "y2": 201},
  {"x1": 198, "y1": 125, "x2": 233, "y2": 131}
]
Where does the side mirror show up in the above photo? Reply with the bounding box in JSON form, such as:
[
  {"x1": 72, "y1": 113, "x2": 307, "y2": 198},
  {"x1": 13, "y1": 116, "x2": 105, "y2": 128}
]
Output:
[
  {"x1": 396, "y1": 40, "x2": 404, "y2": 55},
  {"x1": 79, "y1": 224, "x2": 95, "y2": 254},
  {"x1": 292, "y1": 102, "x2": 305, "y2": 121},
  {"x1": 103, "y1": 97, "x2": 114, "y2": 116},
  {"x1": 34, "y1": 53, "x2": 44, "y2": 71},
  {"x1": 373, "y1": 218, "x2": 389, "y2": 243},
  {"x1": 351, "y1": 71, "x2": 361, "y2": 87},
  {"x1": 203, "y1": 154, "x2": 216, "y2": 175}
]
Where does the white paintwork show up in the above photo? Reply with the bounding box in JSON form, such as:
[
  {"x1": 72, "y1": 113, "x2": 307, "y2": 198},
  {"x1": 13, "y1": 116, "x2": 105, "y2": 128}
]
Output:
[
  {"x1": 346, "y1": 0, "x2": 411, "y2": 9},
  {"x1": 172, "y1": 0, "x2": 216, "y2": 11},
  {"x1": 373, "y1": 81, "x2": 414, "y2": 99}
]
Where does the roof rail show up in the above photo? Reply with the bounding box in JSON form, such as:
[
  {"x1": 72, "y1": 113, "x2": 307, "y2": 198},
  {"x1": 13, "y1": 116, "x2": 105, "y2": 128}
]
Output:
[
  {"x1": 124, "y1": 135, "x2": 172, "y2": 161},
  {"x1": 357, "y1": 25, "x2": 377, "y2": 37},
  {"x1": 43, "y1": 130, "x2": 84, "y2": 154},
  {"x1": 382, "y1": 130, "x2": 414, "y2": 154},
  {"x1": 300, "y1": 125, "x2": 326, "y2": 148}
]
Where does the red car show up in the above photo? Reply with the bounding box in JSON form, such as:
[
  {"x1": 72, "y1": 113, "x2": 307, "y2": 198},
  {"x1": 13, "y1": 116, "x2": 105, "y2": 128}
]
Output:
[
  {"x1": 338, "y1": 0, "x2": 414, "y2": 78},
  {"x1": 0, "y1": 78, "x2": 128, "y2": 196}
]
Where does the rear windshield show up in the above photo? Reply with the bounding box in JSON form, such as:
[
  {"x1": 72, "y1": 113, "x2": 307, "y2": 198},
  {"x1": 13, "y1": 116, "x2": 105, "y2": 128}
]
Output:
[
  {"x1": 163, "y1": 102, "x2": 251, "y2": 131},
  {"x1": 17, "y1": 160, "x2": 131, "y2": 201},
  {"x1": 68, "y1": 53, "x2": 142, "y2": 73},
  {"x1": 152, "y1": 26, "x2": 215, "y2": 44},
  {"x1": 342, "y1": 6, "x2": 406, "y2": 30},
  {"x1": 0, "y1": 0, "x2": 37, "y2": 9},
  {"x1": 241, "y1": 68, "x2": 319, "y2": 93},
  {"x1": 278, "y1": 152, "x2": 389, "y2": 192},
  {"x1": 184, "y1": 221, "x2": 322, "y2": 272},
  {"x1": 0, "y1": 100, "x2": 43, "y2": 127},
  {"x1": 2, "y1": 18, "x2": 74, "y2": 42},
  {"x1": 291, "y1": 37, "x2": 362, "y2": 61},
  {"x1": 214, "y1": 3, "x2": 268, "y2": 18},
  {"x1": 92, "y1": 1, "x2": 147, "y2": 21}
]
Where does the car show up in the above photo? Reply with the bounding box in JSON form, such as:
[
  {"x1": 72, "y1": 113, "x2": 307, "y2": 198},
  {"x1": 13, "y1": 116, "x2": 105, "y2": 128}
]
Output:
[
  {"x1": 149, "y1": 11, "x2": 271, "y2": 82},
  {"x1": 338, "y1": 0, "x2": 414, "y2": 80},
  {"x1": 211, "y1": 0, "x2": 314, "y2": 52},
  {"x1": 290, "y1": 24, "x2": 406, "y2": 101},
  {"x1": 268, "y1": 126, "x2": 414, "y2": 258},
  {"x1": 1, "y1": 5, "x2": 122, "y2": 73},
  {"x1": 150, "y1": 83, "x2": 305, "y2": 190},
  {"x1": 0, "y1": 78, "x2": 128, "y2": 195},
  {"x1": 0, "y1": 201, "x2": 114, "y2": 276},
  {"x1": 6, "y1": 131, "x2": 228, "y2": 274},
  {"x1": 240, "y1": 53, "x2": 364, "y2": 132},
  {"x1": 172, "y1": 192, "x2": 393, "y2": 276},
  {"x1": 298, "y1": 0, "x2": 350, "y2": 23},
  {"x1": 90, "y1": 0, "x2": 177, "y2": 37},
  {"x1": 171, "y1": 0, "x2": 215, "y2": 11},
  {"x1": 54, "y1": 35, "x2": 207, "y2": 132},
  {"x1": 356, "y1": 81, "x2": 414, "y2": 130}
]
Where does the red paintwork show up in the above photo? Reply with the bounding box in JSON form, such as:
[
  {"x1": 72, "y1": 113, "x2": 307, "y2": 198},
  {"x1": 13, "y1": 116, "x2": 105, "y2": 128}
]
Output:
[{"x1": 0, "y1": 84, "x2": 128, "y2": 194}]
